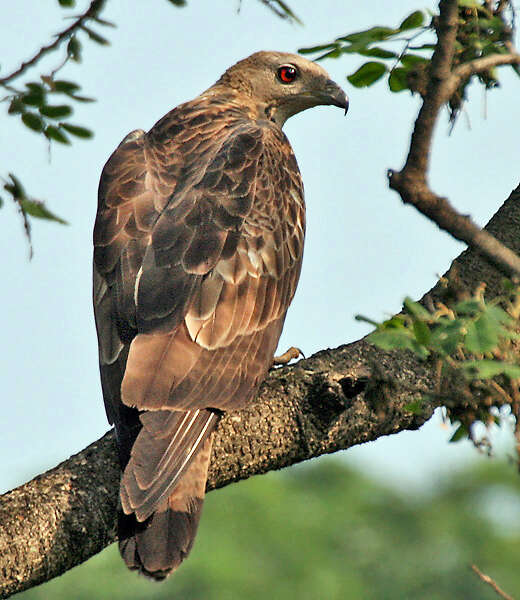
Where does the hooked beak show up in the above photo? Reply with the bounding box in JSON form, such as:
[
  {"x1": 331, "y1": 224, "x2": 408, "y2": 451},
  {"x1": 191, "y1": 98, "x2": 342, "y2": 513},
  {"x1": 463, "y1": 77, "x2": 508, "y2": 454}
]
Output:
[{"x1": 323, "y1": 79, "x2": 349, "y2": 115}]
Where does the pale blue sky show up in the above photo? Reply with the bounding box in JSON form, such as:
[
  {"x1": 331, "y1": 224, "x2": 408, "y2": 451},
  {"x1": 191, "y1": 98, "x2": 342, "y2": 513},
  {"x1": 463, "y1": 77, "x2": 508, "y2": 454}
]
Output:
[{"x1": 1, "y1": 1, "x2": 518, "y2": 494}]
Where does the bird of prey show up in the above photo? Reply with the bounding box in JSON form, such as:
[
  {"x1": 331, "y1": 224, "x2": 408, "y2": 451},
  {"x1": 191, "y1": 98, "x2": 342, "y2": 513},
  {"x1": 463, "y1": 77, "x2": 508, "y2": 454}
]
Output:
[{"x1": 93, "y1": 51, "x2": 348, "y2": 579}]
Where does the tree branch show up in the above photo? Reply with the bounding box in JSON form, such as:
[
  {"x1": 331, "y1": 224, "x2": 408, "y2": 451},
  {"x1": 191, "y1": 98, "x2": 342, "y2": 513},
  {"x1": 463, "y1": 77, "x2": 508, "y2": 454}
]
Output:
[
  {"x1": 448, "y1": 52, "x2": 520, "y2": 98},
  {"x1": 403, "y1": 0, "x2": 459, "y2": 177},
  {"x1": 388, "y1": 0, "x2": 520, "y2": 278},
  {"x1": 0, "y1": 0, "x2": 107, "y2": 86},
  {"x1": 388, "y1": 173, "x2": 520, "y2": 278},
  {"x1": 1, "y1": 182, "x2": 519, "y2": 598},
  {"x1": 471, "y1": 564, "x2": 514, "y2": 600}
]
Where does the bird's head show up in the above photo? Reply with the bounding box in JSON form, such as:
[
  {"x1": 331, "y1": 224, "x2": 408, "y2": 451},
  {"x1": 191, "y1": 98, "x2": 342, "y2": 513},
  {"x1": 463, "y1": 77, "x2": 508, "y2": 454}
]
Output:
[{"x1": 214, "y1": 51, "x2": 348, "y2": 127}]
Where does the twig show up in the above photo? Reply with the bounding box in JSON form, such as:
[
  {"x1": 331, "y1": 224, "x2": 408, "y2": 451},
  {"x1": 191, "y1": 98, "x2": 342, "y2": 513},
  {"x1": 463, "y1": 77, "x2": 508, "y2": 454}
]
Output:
[
  {"x1": 471, "y1": 564, "x2": 515, "y2": 600},
  {"x1": 446, "y1": 53, "x2": 520, "y2": 99},
  {"x1": 256, "y1": 0, "x2": 302, "y2": 24},
  {"x1": 404, "y1": 0, "x2": 459, "y2": 177},
  {"x1": 13, "y1": 198, "x2": 33, "y2": 260},
  {"x1": 497, "y1": 0, "x2": 510, "y2": 14},
  {"x1": 0, "y1": 0, "x2": 106, "y2": 86},
  {"x1": 389, "y1": 29, "x2": 427, "y2": 79},
  {"x1": 388, "y1": 0, "x2": 520, "y2": 278}
]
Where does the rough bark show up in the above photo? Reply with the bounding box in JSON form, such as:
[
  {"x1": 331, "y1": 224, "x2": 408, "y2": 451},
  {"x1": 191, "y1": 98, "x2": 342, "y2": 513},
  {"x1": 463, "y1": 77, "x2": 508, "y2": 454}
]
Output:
[{"x1": 1, "y1": 183, "x2": 519, "y2": 598}]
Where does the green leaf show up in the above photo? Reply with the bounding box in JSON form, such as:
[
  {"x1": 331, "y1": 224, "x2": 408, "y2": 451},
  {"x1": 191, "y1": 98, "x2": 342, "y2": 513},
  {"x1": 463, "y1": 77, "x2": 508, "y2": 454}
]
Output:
[
  {"x1": 53, "y1": 80, "x2": 81, "y2": 94},
  {"x1": 388, "y1": 67, "x2": 409, "y2": 92},
  {"x1": 454, "y1": 300, "x2": 482, "y2": 315},
  {"x1": 336, "y1": 42, "x2": 370, "y2": 55},
  {"x1": 430, "y1": 320, "x2": 464, "y2": 355},
  {"x1": 400, "y1": 54, "x2": 429, "y2": 67},
  {"x1": 67, "y1": 36, "x2": 82, "y2": 62},
  {"x1": 368, "y1": 330, "x2": 416, "y2": 352},
  {"x1": 461, "y1": 360, "x2": 520, "y2": 380},
  {"x1": 20, "y1": 199, "x2": 68, "y2": 225},
  {"x1": 8, "y1": 98, "x2": 25, "y2": 114},
  {"x1": 93, "y1": 16, "x2": 116, "y2": 27},
  {"x1": 458, "y1": 0, "x2": 481, "y2": 7},
  {"x1": 166, "y1": 0, "x2": 187, "y2": 5},
  {"x1": 5, "y1": 173, "x2": 26, "y2": 199},
  {"x1": 68, "y1": 94, "x2": 95, "y2": 103},
  {"x1": 25, "y1": 82, "x2": 45, "y2": 93},
  {"x1": 39, "y1": 105, "x2": 73, "y2": 119},
  {"x1": 413, "y1": 320, "x2": 431, "y2": 346},
  {"x1": 61, "y1": 123, "x2": 93, "y2": 139},
  {"x1": 403, "y1": 297, "x2": 430, "y2": 320},
  {"x1": 485, "y1": 305, "x2": 512, "y2": 327},
  {"x1": 409, "y1": 44, "x2": 436, "y2": 51},
  {"x1": 339, "y1": 26, "x2": 398, "y2": 44},
  {"x1": 347, "y1": 62, "x2": 386, "y2": 87},
  {"x1": 58, "y1": 0, "x2": 75, "y2": 6},
  {"x1": 21, "y1": 112, "x2": 44, "y2": 132},
  {"x1": 449, "y1": 424, "x2": 468, "y2": 443},
  {"x1": 354, "y1": 314, "x2": 380, "y2": 327},
  {"x1": 399, "y1": 11, "x2": 425, "y2": 31},
  {"x1": 403, "y1": 400, "x2": 424, "y2": 414},
  {"x1": 315, "y1": 48, "x2": 342, "y2": 61},
  {"x1": 501, "y1": 278, "x2": 516, "y2": 293},
  {"x1": 358, "y1": 47, "x2": 397, "y2": 59},
  {"x1": 380, "y1": 316, "x2": 407, "y2": 329},
  {"x1": 21, "y1": 92, "x2": 45, "y2": 107},
  {"x1": 44, "y1": 125, "x2": 71, "y2": 144},
  {"x1": 464, "y1": 313, "x2": 499, "y2": 354},
  {"x1": 410, "y1": 340, "x2": 430, "y2": 359},
  {"x1": 299, "y1": 43, "x2": 336, "y2": 55},
  {"x1": 268, "y1": 0, "x2": 302, "y2": 25},
  {"x1": 81, "y1": 26, "x2": 109, "y2": 45}
]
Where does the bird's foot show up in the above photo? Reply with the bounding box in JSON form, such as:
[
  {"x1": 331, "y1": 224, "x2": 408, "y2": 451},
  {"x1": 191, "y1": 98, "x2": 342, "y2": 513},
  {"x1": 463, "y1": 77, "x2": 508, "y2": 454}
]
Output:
[{"x1": 271, "y1": 346, "x2": 305, "y2": 368}]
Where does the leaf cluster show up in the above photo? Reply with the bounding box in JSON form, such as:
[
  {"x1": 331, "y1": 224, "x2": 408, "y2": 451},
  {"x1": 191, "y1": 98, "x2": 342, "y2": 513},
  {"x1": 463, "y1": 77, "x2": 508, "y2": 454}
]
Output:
[
  {"x1": 454, "y1": 1, "x2": 517, "y2": 85},
  {"x1": 8, "y1": 78, "x2": 94, "y2": 144},
  {"x1": 358, "y1": 281, "x2": 520, "y2": 450},
  {"x1": 1, "y1": 173, "x2": 68, "y2": 258},
  {"x1": 2, "y1": 0, "x2": 300, "y2": 252},
  {"x1": 299, "y1": 1, "x2": 518, "y2": 99},
  {"x1": 0, "y1": 1, "x2": 114, "y2": 241}
]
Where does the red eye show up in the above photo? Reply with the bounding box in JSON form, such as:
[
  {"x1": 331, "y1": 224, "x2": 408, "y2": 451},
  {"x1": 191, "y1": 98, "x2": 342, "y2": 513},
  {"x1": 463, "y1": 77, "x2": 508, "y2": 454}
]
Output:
[{"x1": 277, "y1": 65, "x2": 298, "y2": 84}]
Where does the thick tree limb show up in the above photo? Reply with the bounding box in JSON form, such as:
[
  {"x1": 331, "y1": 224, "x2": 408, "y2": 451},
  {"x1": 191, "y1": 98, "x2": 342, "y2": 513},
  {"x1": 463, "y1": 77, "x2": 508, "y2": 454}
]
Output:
[
  {"x1": 389, "y1": 0, "x2": 520, "y2": 278},
  {"x1": 1, "y1": 182, "x2": 519, "y2": 598}
]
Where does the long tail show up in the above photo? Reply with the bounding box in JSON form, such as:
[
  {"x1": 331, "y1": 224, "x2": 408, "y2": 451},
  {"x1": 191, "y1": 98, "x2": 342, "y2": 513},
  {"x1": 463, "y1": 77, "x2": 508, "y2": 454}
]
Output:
[{"x1": 117, "y1": 411, "x2": 216, "y2": 579}]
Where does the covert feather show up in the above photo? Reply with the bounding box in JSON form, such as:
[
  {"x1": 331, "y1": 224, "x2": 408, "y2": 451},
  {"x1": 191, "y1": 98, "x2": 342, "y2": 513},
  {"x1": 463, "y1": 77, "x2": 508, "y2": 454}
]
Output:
[{"x1": 93, "y1": 51, "x2": 348, "y2": 579}]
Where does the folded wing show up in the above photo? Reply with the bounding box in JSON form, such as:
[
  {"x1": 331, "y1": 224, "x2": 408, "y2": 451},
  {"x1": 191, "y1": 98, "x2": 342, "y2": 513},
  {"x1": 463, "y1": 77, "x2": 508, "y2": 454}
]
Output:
[{"x1": 93, "y1": 99, "x2": 305, "y2": 577}]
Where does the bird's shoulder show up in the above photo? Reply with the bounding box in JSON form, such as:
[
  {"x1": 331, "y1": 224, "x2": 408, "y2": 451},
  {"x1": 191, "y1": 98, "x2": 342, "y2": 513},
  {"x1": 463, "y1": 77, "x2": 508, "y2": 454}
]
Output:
[{"x1": 94, "y1": 92, "x2": 305, "y2": 306}]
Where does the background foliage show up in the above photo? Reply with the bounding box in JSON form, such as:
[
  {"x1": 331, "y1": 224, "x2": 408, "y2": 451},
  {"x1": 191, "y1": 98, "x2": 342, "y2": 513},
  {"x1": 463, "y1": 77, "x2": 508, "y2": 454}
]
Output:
[{"x1": 16, "y1": 459, "x2": 520, "y2": 599}]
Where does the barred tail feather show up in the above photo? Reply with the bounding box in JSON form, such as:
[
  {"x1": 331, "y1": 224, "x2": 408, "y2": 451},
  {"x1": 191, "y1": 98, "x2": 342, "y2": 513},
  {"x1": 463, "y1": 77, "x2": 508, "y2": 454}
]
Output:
[{"x1": 118, "y1": 433, "x2": 213, "y2": 579}]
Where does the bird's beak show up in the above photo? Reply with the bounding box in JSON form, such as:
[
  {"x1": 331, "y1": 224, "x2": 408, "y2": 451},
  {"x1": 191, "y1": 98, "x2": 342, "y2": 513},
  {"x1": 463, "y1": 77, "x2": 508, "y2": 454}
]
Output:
[{"x1": 323, "y1": 79, "x2": 349, "y2": 115}]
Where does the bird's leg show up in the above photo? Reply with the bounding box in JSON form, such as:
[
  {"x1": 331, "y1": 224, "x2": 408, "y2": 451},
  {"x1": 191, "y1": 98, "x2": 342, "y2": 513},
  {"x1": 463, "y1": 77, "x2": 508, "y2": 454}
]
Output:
[{"x1": 271, "y1": 346, "x2": 304, "y2": 367}]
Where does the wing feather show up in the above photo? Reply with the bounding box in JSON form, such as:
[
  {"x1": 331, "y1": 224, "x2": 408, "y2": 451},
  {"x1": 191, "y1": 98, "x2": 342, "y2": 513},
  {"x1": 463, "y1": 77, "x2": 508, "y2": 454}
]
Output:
[{"x1": 94, "y1": 98, "x2": 305, "y2": 555}]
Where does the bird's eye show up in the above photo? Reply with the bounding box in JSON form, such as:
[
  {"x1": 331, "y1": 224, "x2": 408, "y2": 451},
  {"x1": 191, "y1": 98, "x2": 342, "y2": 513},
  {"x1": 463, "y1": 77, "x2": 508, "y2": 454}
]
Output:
[{"x1": 277, "y1": 65, "x2": 299, "y2": 84}]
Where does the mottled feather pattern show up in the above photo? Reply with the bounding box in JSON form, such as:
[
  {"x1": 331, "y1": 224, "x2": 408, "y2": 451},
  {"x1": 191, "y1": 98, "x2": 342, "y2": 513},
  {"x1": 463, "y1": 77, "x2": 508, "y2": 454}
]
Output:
[
  {"x1": 93, "y1": 100, "x2": 304, "y2": 578},
  {"x1": 93, "y1": 51, "x2": 346, "y2": 579}
]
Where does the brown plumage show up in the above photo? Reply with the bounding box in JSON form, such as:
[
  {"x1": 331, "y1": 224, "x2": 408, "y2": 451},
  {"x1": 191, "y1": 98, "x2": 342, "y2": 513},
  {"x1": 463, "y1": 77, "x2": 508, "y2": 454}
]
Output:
[{"x1": 93, "y1": 51, "x2": 348, "y2": 579}]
